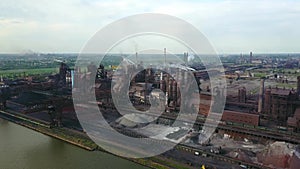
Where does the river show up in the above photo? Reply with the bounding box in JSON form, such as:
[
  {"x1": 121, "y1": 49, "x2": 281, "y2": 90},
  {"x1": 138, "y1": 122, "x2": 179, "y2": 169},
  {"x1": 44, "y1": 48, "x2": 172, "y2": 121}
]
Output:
[{"x1": 0, "y1": 118, "x2": 149, "y2": 169}]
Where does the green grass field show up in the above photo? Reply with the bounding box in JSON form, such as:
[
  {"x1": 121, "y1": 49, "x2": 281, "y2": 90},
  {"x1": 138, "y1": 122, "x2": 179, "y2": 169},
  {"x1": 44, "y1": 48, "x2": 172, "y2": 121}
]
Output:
[{"x1": 0, "y1": 68, "x2": 59, "y2": 79}]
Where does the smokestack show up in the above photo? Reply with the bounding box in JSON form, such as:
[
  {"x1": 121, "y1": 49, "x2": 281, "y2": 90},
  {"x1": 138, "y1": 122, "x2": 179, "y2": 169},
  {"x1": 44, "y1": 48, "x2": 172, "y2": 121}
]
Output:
[
  {"x1": 164, "y1": 48, "x2": 166, "y2": 67},
  {"x1": 250, "y1": 52, "x2": 253, "y2": 64},
  {"x1": 172, "y1": 81, "x2": 177, "y2": 108},
  {"x1": 165, "y1": 75, "x2": 170, "y2": 107},
  {"x1": 297, "y1": 76, "x2": 300, "y2": 95},
  {"x1": 135, "y1": 52, "x2": 138, "y2": 66},
  {"x1": 71, "y1": 70, "x2": 74, "y2": 88},
  {"x1": 186, "y1": 52, "x2": 188, "y2": 66},
  {"x1": 258, "y1": 78, "x2": 265, "y2": 113},
  {"x1": 166, "y1": 75, "x2": 170, "y2": 94},
  {"x1": 183, "y1": 52, "x2": 188, "y2": 66},
  {"x1": 144, "y1": 83, "x2": 147, "y2": 104}
]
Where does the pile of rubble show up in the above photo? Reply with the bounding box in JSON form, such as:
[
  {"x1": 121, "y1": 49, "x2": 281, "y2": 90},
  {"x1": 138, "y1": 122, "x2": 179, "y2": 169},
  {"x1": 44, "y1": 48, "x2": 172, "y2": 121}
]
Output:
[
  {"x1": 257, "y1": 141, "x2": 295, "y2": 168},
  {"x1": 227, "y1": 149, "x2": 255, "y2": 163},
  {"x1": 208, "y1": 133, "x2": 300, "y2": 168}
]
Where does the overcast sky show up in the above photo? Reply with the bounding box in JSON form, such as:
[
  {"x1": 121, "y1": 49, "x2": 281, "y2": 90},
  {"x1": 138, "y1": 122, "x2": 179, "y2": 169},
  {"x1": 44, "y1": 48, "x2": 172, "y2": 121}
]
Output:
[{"x1": 0, "y1": 0, "x2": 299, "y2": 54}]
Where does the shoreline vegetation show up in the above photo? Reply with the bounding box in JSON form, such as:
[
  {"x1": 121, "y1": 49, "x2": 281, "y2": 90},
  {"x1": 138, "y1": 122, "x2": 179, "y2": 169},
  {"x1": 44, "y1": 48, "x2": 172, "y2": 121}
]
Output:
[{"x1": 0, "y1": 110, "x2": 192, "y2": 169}]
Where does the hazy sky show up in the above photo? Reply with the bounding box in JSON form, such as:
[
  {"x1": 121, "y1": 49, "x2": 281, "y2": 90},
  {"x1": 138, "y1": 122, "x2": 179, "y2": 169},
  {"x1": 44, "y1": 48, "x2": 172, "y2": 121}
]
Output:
[{"x1": 0, "y1": 0, "x2": 299, "y2": 54}]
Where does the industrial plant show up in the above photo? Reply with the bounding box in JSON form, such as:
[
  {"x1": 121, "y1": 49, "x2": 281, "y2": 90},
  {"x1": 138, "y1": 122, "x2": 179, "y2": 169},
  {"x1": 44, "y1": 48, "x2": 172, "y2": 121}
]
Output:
[{"x1": 1, "y1": 51, "x2": 300, "y2": 169}]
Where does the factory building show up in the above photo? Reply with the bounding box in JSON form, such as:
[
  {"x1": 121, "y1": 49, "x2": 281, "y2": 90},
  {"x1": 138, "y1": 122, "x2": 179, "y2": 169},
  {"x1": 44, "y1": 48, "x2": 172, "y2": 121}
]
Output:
[
  {"x1": 252, "y1": 77, "x2": 300, "y2": 125},
  {"x1": 263, "y1": 87, "x2": 298, "y2": 123},
  {"x1": 222, "y1": 110, "x2": 260, "y2": 126}
]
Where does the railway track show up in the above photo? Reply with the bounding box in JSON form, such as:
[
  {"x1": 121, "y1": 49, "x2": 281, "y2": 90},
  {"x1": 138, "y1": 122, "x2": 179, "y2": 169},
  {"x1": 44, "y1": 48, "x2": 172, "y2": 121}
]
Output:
[{"x1": 114, "y1": 104, "x2": 300, "y2": 144}]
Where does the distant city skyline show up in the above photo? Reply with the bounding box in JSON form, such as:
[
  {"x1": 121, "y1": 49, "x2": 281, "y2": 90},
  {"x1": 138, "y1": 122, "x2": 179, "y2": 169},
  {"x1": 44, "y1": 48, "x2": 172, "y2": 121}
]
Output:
[{"x1": 0, "y1": 0, "x2": 300, "y2": 54}]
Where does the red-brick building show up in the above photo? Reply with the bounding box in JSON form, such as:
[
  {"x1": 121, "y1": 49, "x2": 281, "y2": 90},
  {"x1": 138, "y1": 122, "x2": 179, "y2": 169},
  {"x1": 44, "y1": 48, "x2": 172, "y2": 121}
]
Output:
[
  {"x1": 222, "y1": 110, "x2": 260, "y2": 126},
  {"x1": 264, "y1": 87, "x2": 298, "y2": 124}
]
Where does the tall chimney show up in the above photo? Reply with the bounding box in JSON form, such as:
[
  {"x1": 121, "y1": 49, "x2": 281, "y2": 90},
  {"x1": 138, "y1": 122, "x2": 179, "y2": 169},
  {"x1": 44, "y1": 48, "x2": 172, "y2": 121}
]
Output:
[
  {"x1": 144, "y1": 83, "x2": 147, "y2": 104},
  {"x1": 172, "y1": 81, "x2": 177, "y2": 108},
  {"x1": 186, "y1": 52, "x2": 188, "y2": 66},
  {"x1": 165, "y1": 75, "x2": 170, "y2": 107},
  {"x1": 297, "y1": 76, "x2": 300, "y2": 95},
  {"x1": 168, "y1": 78, "x2": 172, "y2": 99},
  {"x1": 135, "y1": 52, "x2": 138, "y2": 66},
  {"x1": 258, "y1": 78, "x2": 265, "y2": 113},
  {"x1": 164, "y1": 48, "x2": 167, "y2": 67},
  {"x1": 183, "y1": 52, "x2": 188, "y2": 66},
  {"x1": 160, "y1": 78, "x2": 165, "y2": 92}
]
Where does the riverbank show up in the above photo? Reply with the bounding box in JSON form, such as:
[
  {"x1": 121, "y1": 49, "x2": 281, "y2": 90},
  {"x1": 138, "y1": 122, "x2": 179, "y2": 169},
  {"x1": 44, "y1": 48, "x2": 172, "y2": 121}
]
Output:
[
  {"x1": 0, "y1": 110, "x2": 97, "y2": 150},
  {"x1": 0, "y1": 110, "x2": 193, "y2": 169},
  {"x1": 0, "y1": 119, "x2": 151, "y2": 169}
]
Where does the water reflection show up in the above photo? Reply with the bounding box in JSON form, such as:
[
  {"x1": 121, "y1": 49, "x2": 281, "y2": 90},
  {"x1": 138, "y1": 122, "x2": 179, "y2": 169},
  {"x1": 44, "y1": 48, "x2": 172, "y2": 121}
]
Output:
[{"x1": 0, "y1": 119, "x2": 148, "y2": 169}]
